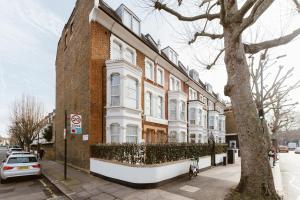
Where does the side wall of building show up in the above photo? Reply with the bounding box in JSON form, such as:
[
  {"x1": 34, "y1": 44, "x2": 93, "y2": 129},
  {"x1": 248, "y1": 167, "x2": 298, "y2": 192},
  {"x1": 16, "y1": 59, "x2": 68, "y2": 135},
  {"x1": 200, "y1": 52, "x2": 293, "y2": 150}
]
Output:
[{"x1": 55, "y1": 0, "x2": 95, "y2": 169}]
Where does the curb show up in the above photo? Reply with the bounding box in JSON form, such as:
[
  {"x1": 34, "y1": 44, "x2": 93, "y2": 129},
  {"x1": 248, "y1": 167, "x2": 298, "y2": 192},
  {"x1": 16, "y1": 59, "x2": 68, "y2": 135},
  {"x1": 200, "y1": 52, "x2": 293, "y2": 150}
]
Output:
[{"x1": 42, "y1": 171, "x2": 74, "y2": 200}]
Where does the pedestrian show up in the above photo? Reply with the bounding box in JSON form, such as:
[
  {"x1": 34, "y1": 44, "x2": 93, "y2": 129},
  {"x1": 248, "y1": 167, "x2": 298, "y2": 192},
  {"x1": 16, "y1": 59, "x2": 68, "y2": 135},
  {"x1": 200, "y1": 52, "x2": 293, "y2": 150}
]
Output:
[
  {"x1": 39, "y1": 148, "x2": 45, "y2": 160},
  {"x1": 268, "y1": 148, "x2": 275, "y2": 167}
]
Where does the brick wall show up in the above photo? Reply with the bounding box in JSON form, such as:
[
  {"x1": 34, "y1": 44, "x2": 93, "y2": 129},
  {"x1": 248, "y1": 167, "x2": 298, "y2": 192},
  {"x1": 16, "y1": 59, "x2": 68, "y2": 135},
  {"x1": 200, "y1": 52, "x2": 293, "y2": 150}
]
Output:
[{"x1": 55, "y1": 0, "x2": 95, "y2": 169}]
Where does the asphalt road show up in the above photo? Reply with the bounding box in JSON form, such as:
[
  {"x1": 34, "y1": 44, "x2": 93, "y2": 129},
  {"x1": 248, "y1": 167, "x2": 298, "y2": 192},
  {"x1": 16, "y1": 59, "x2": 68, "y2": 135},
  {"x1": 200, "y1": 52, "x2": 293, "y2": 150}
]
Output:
[
  {"x1": 0, "y1": 146, "x2": 67, "y2": 200},
  {"x1": 279, "y1": 151, "x2": 300, "y2": 200}
]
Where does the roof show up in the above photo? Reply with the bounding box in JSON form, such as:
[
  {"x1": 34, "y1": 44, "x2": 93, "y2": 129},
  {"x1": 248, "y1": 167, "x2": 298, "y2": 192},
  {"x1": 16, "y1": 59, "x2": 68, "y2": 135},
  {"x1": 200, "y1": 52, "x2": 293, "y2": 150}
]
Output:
[{"x1": 97, "y1": 1, "x2": 223, "y2": 103}]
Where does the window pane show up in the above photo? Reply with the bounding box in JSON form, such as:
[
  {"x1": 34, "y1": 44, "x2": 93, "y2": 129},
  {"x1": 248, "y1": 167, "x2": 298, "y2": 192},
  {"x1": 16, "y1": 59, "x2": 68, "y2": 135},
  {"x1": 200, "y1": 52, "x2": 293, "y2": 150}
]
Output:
[
  {"x1": 157, "y1": 96, "x2": 163, "y2": 118},
  {"x1": 145, "y1": 61, "x2": 153, "y2": 80},
  {"x1": 124, "y1": 49, "x2": 134, "y2": 64},
  {"x1": 170, "y1": 100, "x2": 177, "y2": 120},
  {"x1": 111, "y1": 74, "x2": 120, "y2": 106},
  {"x1": 112, "y1": 42, "x2": 122, "y2": 60},
  {"x1": 111, "y1": 124, "x2": 120, "y2": 143},
  {"x1": 145, "y1": 92, "x2": 151, "y2": 115},
  {"x1": 127, "y1": 78, "x2": 138, "y2": 109},
  {"x1": 189, "y1": 108, "x2": 196, "y2": 125},
  {"x1": 123, "y1": 10, "x2": 131, "y2": 29},
  {"x1": 126, "y1": 125, "x2": 138, "y2": 143},
  {"x1": 180, "y1": 101, "x2": 185, "y2": 121},
  {"x1": 132, "y1": 17, "x2": 139, "y2": 35},
  {"x1": 169, "y1": 131, "x2": 177, "y2": 143},
  {"x1": 157, "y1": 69, "x2": 163, "y2": 85}
]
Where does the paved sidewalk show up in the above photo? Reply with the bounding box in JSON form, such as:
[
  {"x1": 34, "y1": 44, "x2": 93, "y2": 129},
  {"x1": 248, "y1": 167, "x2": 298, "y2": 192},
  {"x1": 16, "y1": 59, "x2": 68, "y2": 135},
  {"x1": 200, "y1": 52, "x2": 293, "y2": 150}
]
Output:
[
  {"x1": 271, "y1": 160, "x2": 284, "y2": 199},
  {"x1": 41, "y1": 158, "x2": 285, "y2": 200},
  {"x1": 41, "y1": 160, "x2": 194, "y2": 200}
]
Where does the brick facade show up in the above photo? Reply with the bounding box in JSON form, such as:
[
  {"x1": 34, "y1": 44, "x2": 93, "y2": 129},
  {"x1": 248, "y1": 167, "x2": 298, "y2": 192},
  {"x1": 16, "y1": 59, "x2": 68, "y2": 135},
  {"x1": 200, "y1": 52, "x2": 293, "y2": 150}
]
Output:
[{"x1": 55, "y1": 0, "x2": 226, "y2": 169}]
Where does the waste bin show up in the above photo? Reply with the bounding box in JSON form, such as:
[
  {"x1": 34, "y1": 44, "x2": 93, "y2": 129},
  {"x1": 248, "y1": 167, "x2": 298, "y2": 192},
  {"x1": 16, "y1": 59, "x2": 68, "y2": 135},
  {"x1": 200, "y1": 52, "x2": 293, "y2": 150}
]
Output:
[
  {"x1": 223, "y1": 156, "x2": 227, "y2": 165},
  {"x1": 227, "y1": 149, "x2": 235, "y2": 164}
]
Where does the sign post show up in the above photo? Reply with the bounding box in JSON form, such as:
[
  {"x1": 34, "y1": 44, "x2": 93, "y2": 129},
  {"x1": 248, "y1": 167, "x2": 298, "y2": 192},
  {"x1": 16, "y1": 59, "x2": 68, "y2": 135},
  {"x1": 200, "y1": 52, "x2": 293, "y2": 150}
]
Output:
[{"x1": 64, "y1": 110, "x2": 67, "y2": 180}]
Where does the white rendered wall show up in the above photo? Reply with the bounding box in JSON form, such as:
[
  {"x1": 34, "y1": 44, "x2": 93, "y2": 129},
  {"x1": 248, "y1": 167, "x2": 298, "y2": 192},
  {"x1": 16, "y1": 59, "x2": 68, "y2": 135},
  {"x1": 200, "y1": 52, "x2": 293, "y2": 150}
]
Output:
[{"x1": 90, "y1": 154, "x2": 225, "y2": 184}]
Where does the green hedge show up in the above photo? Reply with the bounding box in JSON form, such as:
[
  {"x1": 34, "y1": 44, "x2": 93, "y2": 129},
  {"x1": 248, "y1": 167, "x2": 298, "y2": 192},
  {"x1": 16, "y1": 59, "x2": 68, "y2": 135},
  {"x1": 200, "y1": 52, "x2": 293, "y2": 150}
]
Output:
[{"x1": 90, "y1": 143, "x2": 227, "y2": 165}]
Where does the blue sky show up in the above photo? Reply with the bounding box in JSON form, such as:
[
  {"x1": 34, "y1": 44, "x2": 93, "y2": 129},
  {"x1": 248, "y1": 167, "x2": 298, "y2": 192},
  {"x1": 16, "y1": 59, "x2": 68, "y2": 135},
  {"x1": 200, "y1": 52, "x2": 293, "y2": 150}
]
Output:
[{"x1": 1, "y1": 0, "x2": 300, "y2": 137}]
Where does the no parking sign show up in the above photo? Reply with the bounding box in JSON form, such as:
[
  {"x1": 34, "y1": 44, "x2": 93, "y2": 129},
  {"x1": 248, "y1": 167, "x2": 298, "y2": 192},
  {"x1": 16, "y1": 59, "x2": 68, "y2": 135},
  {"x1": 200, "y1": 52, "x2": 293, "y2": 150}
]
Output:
[{"x1": 70, "y1": 114, "x2": 82, "y2": 134}]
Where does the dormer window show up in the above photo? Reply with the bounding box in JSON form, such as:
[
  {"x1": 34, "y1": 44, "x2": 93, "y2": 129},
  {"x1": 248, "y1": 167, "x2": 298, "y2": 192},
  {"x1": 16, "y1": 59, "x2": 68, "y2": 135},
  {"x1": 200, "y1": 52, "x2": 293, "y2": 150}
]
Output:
[
  {"x1": 116, "y1": 5, "x2": 141, "y2": 36},
  {"x1": 162, "y1": 47, "x2": 178, "y2": 65}
]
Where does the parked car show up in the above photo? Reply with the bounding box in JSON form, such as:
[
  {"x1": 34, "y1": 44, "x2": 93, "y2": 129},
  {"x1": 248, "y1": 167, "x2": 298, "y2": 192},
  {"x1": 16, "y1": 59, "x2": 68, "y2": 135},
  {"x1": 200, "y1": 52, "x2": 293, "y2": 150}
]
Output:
[
  {"x1": 6, "y1": 148, "x2": 23, "y2": 157},
  {"x1": 295, "y1": 147, "x2": 300, "y2": 154},
  {"x1": 10, "y1": 151, "x2": 31, "y2": 156},
  {"x1": 0, "y1": 154, "x2": 41, "y2": 183},
  {"x1": 278, "y1": 145, "x2": 289, "y2": 153}
]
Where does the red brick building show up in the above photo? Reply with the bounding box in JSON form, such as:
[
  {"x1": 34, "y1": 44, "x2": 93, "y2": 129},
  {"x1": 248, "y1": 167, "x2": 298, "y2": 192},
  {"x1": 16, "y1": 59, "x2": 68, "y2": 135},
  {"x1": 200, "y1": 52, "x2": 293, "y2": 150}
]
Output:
[{"x1": 55, "y1": 0, "x2": 226, "y2": 169}]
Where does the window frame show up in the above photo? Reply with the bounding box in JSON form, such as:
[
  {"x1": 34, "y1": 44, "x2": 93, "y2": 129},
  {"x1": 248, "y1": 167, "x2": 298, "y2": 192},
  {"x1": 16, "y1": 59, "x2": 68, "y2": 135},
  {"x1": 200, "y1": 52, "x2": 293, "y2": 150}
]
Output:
[
  {"x1": 111, "y1": 73, "x2": 120, "y2": 106},
  {"x1": 144, "y1": 91, "x2": 152, "y2": 116},
  {"x1": 127, "y1": 76, "x2": 138, "y2": 109},
  {"x1": 126, "y1": 125, "x2": 138, "y2": 143},
  {"x1": 145, "y1": 58, "x2": 154, "y2": 81},
  {"x1": 110, "y1": 123, "x2": 120, "y2": 144},
  {"x1": 156, "y1": 66, "x2": 164, "y2": 85},
  {"x1": 169, "y1": 99, "x2": 177, "y2": 120}
]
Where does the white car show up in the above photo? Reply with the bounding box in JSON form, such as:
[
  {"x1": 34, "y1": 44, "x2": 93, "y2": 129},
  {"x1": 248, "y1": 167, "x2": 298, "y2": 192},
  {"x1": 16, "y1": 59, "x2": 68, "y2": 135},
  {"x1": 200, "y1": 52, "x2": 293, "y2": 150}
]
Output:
[
  {"x1": 10, "y1": 151, "x2": 31, "y2": 156},
  {"x1": 6, "y1": 148, "x2": 23, "y2": 157},
  {"x1": 0, "y1": 154, "x2": 41, "y2": 183},
  {"x1": 295, "y1": 147, "x2": 300, "y2": 154}
]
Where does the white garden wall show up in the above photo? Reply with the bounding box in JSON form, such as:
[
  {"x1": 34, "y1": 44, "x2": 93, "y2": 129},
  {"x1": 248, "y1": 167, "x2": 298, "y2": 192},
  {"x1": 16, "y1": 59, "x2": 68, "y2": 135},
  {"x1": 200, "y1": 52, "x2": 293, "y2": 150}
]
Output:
[{"x1": 90, "y1": 153, "x2": 225, "y2": 185}]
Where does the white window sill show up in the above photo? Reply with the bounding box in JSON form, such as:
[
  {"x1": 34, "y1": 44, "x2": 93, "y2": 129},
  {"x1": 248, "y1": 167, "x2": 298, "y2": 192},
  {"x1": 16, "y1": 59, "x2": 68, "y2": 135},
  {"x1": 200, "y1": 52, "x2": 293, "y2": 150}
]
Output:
[{"x1": 144, "y1": 115, "x2": 168, "y2": 125}]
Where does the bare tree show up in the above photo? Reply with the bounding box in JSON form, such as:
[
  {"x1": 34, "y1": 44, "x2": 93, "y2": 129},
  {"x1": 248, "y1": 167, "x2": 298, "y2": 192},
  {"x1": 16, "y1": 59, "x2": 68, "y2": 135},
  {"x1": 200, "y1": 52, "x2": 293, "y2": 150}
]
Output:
[
  {"x1": 8, "y1": 95, "x2": 44, "y2": 150},
  {"x1": 249, "y1": 51, "x2": 300, "y2": 135},
  {"x1": 144, "y1": 0, "x2": 300, "y2": 199}
]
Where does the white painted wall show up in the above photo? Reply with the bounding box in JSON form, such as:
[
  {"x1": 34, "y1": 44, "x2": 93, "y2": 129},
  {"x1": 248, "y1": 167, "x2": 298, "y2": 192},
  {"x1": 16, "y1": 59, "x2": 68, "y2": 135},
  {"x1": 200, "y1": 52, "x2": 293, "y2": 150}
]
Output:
[{"x1": 90, "y1": 154, "x2": 225, "y2": 184}]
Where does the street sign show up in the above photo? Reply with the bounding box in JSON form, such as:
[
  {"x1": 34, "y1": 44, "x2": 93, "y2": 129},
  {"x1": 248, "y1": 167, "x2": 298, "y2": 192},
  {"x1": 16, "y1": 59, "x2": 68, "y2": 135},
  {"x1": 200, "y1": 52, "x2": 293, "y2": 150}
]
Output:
[
  {"x1": 83, "y1": 134, "x2": 88, "y2": 141},
  {"x1": 70, "y1": 114, "x2": 82, "y2": 134}
]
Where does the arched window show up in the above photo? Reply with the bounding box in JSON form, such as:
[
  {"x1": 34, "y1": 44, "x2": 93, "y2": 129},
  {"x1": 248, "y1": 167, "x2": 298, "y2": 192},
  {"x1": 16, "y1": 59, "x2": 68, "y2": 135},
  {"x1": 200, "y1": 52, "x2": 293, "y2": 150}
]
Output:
[
  {"x1": 110, "y1": 123, "x2": 120, "y2": 143},
  {"x1": 145, "y1": 92, "x2": 152, "y2": 116},
  {"x1": 111, "y1": 74, "x2": 120, "y2": 106}
]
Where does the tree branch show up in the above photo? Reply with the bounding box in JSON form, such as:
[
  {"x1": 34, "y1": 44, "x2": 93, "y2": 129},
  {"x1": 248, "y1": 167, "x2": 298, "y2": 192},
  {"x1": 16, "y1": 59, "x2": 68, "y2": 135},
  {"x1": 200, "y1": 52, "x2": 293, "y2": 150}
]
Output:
[
  {"x1": 154, "y1": 1, "x2": 220, "y2": 21},
  {"x1": 292, "y1": 0, "x2": 300, "y2": 12},
  {"x1": 206, "y1": 49, "x2": 225, "y2": 69},
  {"x1": 188, "y1": 31, "x2": 223, "y2": 44},
  {"x1": 244, "y1": 28, "x2": 300, "y2": 54}
]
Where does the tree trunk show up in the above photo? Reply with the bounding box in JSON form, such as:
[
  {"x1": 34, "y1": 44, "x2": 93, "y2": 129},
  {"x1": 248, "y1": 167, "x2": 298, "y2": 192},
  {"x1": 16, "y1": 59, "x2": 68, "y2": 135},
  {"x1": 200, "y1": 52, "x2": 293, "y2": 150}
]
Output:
[{"x1": 223, "y1": 26, "x2": 280, "y2": 199}]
